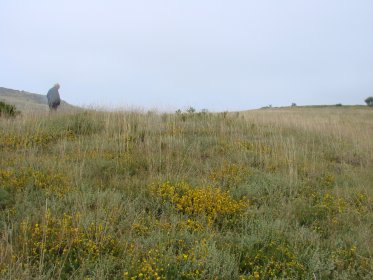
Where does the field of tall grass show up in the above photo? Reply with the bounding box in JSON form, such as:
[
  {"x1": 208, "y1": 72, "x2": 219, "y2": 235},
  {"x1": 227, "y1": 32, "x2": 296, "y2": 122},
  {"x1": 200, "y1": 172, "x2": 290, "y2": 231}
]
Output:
[{"x1": 0, "y1": 106, "x2": 372, "y2": 279}]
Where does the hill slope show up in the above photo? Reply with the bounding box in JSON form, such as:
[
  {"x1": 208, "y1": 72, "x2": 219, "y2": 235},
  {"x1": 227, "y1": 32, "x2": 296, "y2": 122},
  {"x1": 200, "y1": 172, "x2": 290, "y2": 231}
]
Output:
[
  {"x1": 0, "y1": 87, "x2": 78, "y2": 113},
  {"x1": 0, "y1": 107, "x2": 372, "y2": 279}
]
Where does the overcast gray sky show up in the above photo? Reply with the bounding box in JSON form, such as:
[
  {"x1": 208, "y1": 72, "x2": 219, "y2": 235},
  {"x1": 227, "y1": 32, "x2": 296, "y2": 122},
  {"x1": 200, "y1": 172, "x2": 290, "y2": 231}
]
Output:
[{"x1": 1, "y1": 1, "x2": 372, "y2": 111}]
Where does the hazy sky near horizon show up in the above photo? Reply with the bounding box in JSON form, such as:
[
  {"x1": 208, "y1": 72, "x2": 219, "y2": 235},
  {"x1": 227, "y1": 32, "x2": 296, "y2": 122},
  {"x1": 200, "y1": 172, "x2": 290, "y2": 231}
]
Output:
[{"x1": 1, "y1": 1, "x2": 373, "y2": 111}]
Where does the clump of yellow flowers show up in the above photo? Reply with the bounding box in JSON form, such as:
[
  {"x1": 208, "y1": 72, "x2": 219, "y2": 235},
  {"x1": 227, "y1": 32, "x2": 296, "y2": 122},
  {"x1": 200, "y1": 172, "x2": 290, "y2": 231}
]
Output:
[
  {"x1": 310, "y1": 191, "x2": 370, "y2": 218},
  {"x1": 124, "y1": 239, "x2": 209, "y2": 280},
  {"x1": 151, "y1": 181, "x2": 248, "y2": 225},
  {"x1": 239, "y1": 241, "x2": 305, "y2": 279},
  {"x1": 18, "y1": 211, "x2": 119, "y2": 275},
  {"x1": 0, "y1": 167, "x2": 70, "y2": 197},
  {"x1": 0, "y1": 130, "x2": 75, "y2": 150}
]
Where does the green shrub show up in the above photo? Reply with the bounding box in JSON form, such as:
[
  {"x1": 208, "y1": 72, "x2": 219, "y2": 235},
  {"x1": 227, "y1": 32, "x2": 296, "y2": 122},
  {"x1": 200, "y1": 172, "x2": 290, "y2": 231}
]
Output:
[
  {"x1": 364, "y1": 96, "x2": 373, "y2": 106},
  {"x1": 0, "y1": 101, "x2": 20, "y2": 117}
]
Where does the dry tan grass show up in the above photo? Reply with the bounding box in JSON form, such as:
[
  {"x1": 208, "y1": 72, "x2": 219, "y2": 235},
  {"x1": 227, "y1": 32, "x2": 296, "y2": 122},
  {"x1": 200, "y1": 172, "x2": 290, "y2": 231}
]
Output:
[{"x1": 0, "y1": 106, "x2": 372, "y2": 279}]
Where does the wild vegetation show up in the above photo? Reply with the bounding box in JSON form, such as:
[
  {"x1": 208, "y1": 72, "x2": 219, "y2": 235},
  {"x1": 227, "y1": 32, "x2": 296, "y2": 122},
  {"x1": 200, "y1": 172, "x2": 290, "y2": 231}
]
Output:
[
  {"x1": 0, "y1": 101, "x2": 20, "y2": 118},
  {"x1": 365, "y1": 97, "x2": 373, "y2": 106},
  {"x1": 0, "y1": 106, "x2": 372, "y2": 279}
]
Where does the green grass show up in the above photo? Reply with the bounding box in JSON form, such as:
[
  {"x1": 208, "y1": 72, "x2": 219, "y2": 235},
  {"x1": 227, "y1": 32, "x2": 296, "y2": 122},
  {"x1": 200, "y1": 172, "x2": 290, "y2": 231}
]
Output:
[{"x1": 0, "y1": 107, "x2": 372, "y2": 279}]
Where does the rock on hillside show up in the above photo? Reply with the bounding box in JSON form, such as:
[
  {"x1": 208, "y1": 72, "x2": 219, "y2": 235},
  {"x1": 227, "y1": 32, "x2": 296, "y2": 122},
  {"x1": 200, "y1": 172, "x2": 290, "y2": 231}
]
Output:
[{"x1": 0, "y1": 87, "x2": 78, "y2": 113}]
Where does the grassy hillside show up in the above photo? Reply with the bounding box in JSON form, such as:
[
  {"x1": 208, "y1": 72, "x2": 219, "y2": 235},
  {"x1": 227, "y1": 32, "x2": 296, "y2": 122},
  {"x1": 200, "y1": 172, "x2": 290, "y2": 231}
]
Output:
[
  {"x1": 0, "y1": 107, "x2": 372, "y2": 279},
  {"x1": 0, "y1": 87, "x2": 77, "y2": 113}
]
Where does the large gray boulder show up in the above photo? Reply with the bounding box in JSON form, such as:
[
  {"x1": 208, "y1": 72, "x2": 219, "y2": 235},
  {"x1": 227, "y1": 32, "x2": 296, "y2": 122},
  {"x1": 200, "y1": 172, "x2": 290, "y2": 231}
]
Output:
[{"x1": 47, "y1": 84, "x2": 61, "y2": 110}]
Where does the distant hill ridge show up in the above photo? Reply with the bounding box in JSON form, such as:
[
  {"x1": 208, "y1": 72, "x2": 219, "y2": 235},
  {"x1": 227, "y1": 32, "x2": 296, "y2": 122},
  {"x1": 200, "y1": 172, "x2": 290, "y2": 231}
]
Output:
[{"x1": 0, "y1": 87, "x2": 77, "y2": 113}]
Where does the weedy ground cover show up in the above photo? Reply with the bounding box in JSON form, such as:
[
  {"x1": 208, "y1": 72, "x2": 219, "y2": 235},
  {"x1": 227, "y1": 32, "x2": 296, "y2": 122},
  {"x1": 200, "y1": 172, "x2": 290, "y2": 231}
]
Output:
[
  {"x1": 0, "y1": 107, "x2": 372, "y2": 279},
  {"x1": 0, "y1": 101, "x2": 20, "y2": 118}
]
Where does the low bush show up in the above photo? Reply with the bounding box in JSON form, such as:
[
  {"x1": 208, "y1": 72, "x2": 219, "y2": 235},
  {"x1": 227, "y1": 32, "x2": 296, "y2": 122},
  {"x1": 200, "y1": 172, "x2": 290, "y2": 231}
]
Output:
[{"x1": 0, "y1": 101, "x2": 20, "y2": 117}]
